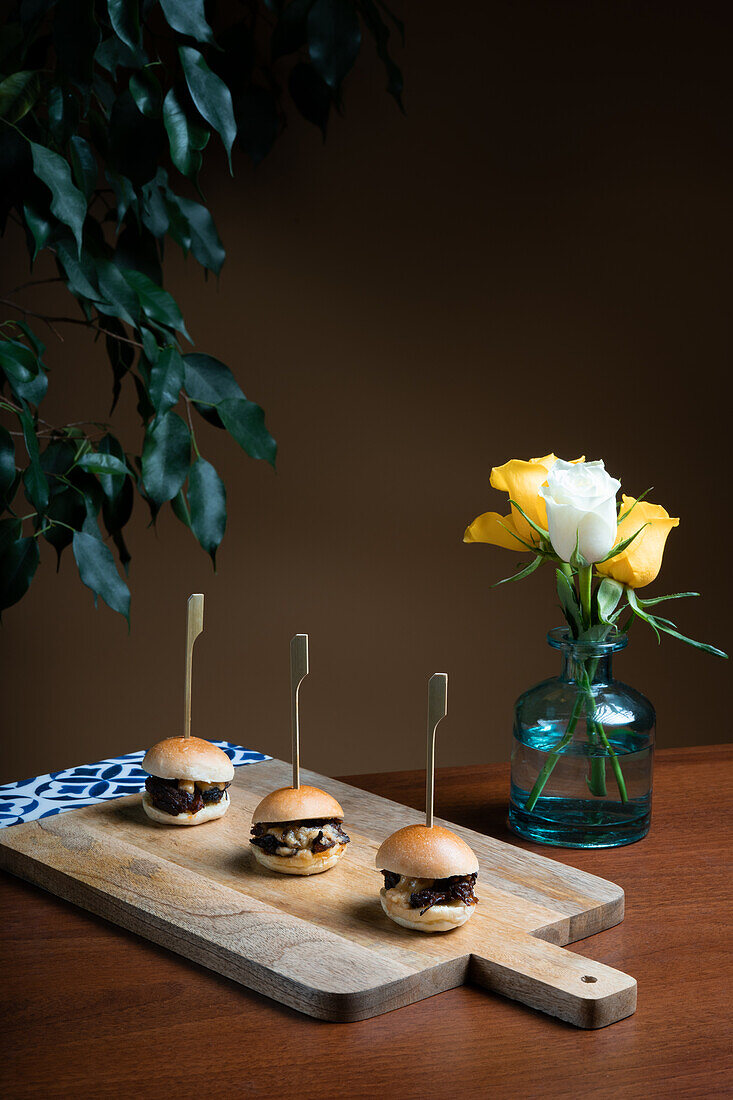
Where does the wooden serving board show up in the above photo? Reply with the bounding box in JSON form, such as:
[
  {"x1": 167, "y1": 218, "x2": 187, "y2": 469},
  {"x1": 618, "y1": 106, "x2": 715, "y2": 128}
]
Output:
[{"x1": 0, "y1": 758, "x2": 636, "y2": 1028}]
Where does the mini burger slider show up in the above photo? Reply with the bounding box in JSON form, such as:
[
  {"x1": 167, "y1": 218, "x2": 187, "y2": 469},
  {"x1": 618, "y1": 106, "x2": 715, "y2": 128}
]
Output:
[
  {"x1": 376, "y1": 824, "x2": 479, "y2": 932},
  {"x1": 250, "y1": 785, "x2": 350, "y2": 875},
  {"x1": 142, "y1": 736, "x2": 234, "y2": 825}
]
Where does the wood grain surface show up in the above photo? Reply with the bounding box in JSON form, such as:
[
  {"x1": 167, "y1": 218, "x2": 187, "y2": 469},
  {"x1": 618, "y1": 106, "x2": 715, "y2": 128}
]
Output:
[
  {"x1": 0, "y1": 758, "x2": 636, "y2": 1027},
  {"x1": 1, "y1": 746, "x2": 731, "y2": 1099}
]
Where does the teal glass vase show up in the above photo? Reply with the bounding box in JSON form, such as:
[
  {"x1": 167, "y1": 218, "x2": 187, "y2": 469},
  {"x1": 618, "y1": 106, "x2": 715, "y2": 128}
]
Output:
[{"x1": 508, "y1": 628, "x2": 655, "y2": 848}]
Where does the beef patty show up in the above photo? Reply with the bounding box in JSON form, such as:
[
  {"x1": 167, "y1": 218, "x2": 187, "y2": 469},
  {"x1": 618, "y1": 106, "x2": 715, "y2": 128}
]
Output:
[
  {"x1": 381, "y1": 870, "x2": 479, "y2": 914},
  {"x1": 250, "y1": 818, "x2": 350, "y2": 857},
  {"x1": 145, "y1": 775, "x2": 230, "y2": 817}
]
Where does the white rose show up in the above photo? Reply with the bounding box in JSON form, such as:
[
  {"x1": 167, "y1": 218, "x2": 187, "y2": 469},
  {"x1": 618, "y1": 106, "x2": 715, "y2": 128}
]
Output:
[{"x1": 539, "y1": 460, "x2": 620, "y2": 563}]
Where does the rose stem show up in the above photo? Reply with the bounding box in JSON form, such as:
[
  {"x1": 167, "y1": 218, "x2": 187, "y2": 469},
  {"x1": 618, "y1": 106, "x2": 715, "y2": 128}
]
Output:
[{"x1": 523, "y1": 689, "x2": 585, "y2": 812}]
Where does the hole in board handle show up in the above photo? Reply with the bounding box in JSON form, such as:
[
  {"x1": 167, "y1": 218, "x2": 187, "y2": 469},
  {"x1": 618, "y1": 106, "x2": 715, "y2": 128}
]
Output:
[{"x1": 581, "y1": 975, "x2": 598, "y2": 984}]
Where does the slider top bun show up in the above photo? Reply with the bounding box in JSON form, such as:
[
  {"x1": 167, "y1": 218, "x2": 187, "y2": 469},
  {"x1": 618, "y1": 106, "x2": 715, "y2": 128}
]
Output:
[
  {"x1": 142, "y1": 736, "x2": 234, "y2": 784},
  {"x1": 376, "y1": 824, "x2": 478, "y2": 879},
  {"x1": 252, "y1": 785, "x2": 344, "y2": 825}
]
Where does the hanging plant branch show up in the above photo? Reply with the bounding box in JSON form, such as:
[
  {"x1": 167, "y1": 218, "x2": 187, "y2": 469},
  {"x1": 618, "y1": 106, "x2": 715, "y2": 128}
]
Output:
[{"x1": 0, "y1": 0, "x2": 405, "y2": 621}]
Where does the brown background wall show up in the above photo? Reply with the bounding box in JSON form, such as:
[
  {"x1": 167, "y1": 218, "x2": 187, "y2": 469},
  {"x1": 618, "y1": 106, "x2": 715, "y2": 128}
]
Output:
[{"x1": 1, "y1": 2, "x2": 730, "y2": 784}]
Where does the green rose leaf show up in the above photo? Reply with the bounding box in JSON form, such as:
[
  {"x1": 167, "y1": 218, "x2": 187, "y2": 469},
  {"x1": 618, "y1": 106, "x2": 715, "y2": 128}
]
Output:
[
  {"x1": 596, "y1": 577, "x2": 624, "y2": 625},
  {"x1": 122, "y1": 268, "x2": 191, "y2": 340},
  {"x1": 30, "y1": 142, "x2": 87, "y2": 257},
  {"x1": 141, "y1": 411, "x2": 191, "y2": 503},
  {"x1": 556, "y1": 568, "x2": 582, "y2": 637},
  {"x1": 219, "y1": 397, "x2": 277, "y2": 466},
  {"x1": 0, "y1": 70, "x2": 42, "y2": 123},
  {"x1": 189, "y1": 456, "x2": 226, "y2": 566},
  {"x1": 307, "y1": 0, "x2": 361, "y2": 89},
  {"x1": 0, "y1": 536, "x2": 40, "y2": 616},
  {"x1": 0, "y1": 426, "x2": 16, "y2": 498},
  {"x1": 179, "y1": 45, "x2": 236, "y2": 169},
  {"x1": 160, "y1": 0, "x2": 215, "y2": 44},
  {"x1": 149, "y1": 344, "x2": 185, "y2": 417},
  {"x1": 72, "y1": 529, "x2": 130, "y2": 622}
]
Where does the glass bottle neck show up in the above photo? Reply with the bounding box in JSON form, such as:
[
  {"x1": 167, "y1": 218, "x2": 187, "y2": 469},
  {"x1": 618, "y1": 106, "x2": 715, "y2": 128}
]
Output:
[{"x1": 560, "y1": 651, "x2": 613, "y2": 685}]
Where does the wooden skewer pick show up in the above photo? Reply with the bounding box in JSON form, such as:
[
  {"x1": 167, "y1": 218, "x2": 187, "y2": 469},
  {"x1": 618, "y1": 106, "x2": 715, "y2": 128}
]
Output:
[
  {"x1": 290, "y1": 634, "x2": 309, "y2": 789},
  {"x1": 425, "y1": 672, "x2": 448, "y2": 828},
  {"x1": 183, "y1": 593, "x2": 204, "y2": 739}
]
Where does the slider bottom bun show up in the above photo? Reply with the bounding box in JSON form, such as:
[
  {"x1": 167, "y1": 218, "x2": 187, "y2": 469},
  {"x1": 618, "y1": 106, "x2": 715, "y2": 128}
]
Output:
[
  {"x1": 250, "y1": 843, "x2": 346, "y2": 875},
  {"x1": 142, "y1": 790, "x2": 229, "y2": 826},
  {"x1": 380, "y1": 889, "x2": 475, "y2": 933}
]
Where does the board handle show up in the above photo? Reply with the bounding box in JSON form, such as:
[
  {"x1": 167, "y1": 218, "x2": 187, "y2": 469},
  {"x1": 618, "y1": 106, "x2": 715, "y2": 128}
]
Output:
[{"x1": 469, "y1": 934, "x2": 637, "y2": 1028}]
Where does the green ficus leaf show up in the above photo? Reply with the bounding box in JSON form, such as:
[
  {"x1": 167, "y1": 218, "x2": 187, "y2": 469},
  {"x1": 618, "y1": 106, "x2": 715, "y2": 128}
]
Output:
[
  {"x1": 0, "y1": 70, "x2": 42, "y2": 124},
  {"x1": 0, "y1": 536, "x2": 40, "y2": 616},
  {"x1": 77, "y1": 452, "x2": 130, "y2": 481},
  {"x1": 30, "y1": 142, "x2": 87, "y2": 257},
  {"x1": 19, "y1": 406, "x2": 49, "y2": 513},
  {"x1": 219, "y1": 397, "x2": 277, "y2": 466},
  {"x1": 189, "y1": 456, "x2": 226, "y2": 567},
  {"x1": 122, "y1": 269, "x2": 191, "y2": 340},
  {"x1": 307, "y1": 0, "x2": 362, "y2": 89},
  {"x1": 0, "y1": 426, "x2": 16, "y2": 498},
  {"x1": 72, "y1": 529, "x2": 130, "y2": 623},
  {"x1": 149, "y1": 345, "x2": 185, "y2": 417},
  {"x1": 182, "y1": 352, "x2": 243, "y2": 405},
  {"x1": 23, "y1": 202, "x2": 54, "y2": 262},
  {"x1": 93, "y1": 257, "x2": 140, "y2": 327},
  {"x1": 42, "y1": 487, "x2": 86, "y2": 569},
  {"x1": 107, "y1": 0, "x2": 141, "y2": 52},
  {"x1": 164, "y1": 193, "x2": 224, "y2": 274},
  {"x1": 163, "y1": 87, "x2": 210, "y2": 180},
  {"x1": 0, "y1": 517, "x2": 22, "y2": 556},
  {"x1": 141, "y1": 411, "x2": 191, "y2": 503},
  {"x1": 130, "y1": 70, "x2": 163, "y2": 119},
  {"x1": 69, "y1": 136, "x2": 97, "y2": 201},
  {"x1": 171, "y1": 486, "x2": 192, "y2": 528},
  {"x1": 179, "y1": 46, "x2": 237, "y2": 169},
  {"x1": 0, "y1": 338, "x2": 48, "y2": 406},
  {"x1": 288, "y1": 62, "x2": 331, "y2": 136},
  {"x1": 160, "y1": 0, "x2": 215, "y2": 44}
]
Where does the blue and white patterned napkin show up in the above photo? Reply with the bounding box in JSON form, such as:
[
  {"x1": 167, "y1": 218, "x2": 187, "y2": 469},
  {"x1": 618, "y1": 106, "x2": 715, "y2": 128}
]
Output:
[{"x1": 0, "y1": 742, "x2": 269, "y2": 828}]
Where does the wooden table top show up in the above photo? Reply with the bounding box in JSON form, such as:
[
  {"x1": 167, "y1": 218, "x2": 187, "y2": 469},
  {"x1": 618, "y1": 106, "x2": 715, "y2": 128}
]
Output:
[{"x1": 2, "y1": 745, "x2": 731, "y2": 1099}]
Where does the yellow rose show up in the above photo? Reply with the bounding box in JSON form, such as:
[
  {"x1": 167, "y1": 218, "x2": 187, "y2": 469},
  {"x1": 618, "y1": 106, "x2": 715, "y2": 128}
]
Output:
[
  {"x1": 596, "y1": 495, "x2": 679, "y2": 588},
  {"x1": 464, "y1": 454, "x2": 583, "y2": 550}
]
